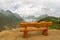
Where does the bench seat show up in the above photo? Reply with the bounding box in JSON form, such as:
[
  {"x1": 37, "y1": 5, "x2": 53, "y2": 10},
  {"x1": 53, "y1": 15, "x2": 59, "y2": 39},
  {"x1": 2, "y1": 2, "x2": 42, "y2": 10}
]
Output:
[{"x1": 20, "y1": 27, "x2": 47, "y2": 32}]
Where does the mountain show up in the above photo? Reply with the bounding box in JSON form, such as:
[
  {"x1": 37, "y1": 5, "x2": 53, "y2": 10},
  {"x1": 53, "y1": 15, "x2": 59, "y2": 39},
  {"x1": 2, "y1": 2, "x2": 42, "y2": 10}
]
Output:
[
  {"x1": 26, "y1": 15, "x2": 36, "y2": 19},
  {"x1": 37, "y1": 15, "x2": 60, "y2": 30},
  {"x1": 36, "y1": 14, "x2": 48, "y2": 22},
  {"x1": 0, "y1": 10, "x2": 60, "y2": 31},
  {"x1": 23, "y1": 15, "x2": 36, "y2": 22},
  {"x1": 0, "y1": 10, "x2": 23, "y2": 31}
]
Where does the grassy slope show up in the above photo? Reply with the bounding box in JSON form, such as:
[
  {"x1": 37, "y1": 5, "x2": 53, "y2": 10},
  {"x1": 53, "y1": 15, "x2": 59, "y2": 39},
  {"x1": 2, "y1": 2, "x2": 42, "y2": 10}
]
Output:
[{"x1": 38, "y1": 16, "x2": 60, "y2": 30}]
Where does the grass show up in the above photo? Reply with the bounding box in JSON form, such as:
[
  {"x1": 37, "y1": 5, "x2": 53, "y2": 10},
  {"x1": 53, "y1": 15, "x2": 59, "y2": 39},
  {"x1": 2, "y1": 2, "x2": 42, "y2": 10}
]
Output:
[{"x1": 50, "y1": 23, "x2": 60, "y2": 30}]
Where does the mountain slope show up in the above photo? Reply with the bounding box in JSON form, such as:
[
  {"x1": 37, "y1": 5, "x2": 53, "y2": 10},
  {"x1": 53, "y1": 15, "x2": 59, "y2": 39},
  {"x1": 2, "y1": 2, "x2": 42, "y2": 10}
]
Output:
[
  {"x1": 37, "y1": 16, "x2": 60, "y2": 30},
  {"x1": 0, "y1": 10, "x2": 23, "y2": 31}
]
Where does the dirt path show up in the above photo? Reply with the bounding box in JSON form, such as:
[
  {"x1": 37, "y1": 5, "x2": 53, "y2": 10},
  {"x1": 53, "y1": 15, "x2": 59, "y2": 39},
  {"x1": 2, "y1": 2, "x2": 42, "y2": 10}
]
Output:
[{"x1": 0, "y1": 28, "x2": 60, "y2": 40}]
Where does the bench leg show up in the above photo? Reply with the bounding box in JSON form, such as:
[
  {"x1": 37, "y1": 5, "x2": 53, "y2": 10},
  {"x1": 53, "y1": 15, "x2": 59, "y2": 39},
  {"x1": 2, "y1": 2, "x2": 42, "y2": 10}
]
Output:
[
  {"x1": 24, "y1": 30, "x2": 28, "y2": 38},
  {"x1": 42, "y1": 29, "x2": 48, "y2": 36}
]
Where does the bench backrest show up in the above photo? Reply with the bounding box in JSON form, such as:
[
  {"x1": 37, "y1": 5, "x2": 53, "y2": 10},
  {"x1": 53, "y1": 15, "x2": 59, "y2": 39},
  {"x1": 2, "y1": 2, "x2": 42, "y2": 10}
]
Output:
[{"x1": 20, "y1": 22, "x2": 52, "y2": 27}]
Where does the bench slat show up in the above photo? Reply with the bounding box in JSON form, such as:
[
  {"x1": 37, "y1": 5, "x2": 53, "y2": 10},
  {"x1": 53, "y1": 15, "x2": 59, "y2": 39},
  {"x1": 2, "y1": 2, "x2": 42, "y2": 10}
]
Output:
[{"x1": 20, "y1": 28, "x2": 47, "y2": 32}]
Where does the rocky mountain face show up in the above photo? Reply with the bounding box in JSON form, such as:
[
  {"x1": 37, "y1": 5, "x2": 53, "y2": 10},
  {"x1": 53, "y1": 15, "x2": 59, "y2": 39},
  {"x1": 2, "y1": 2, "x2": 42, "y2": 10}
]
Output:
[
  {"x1": 0, "y1": 10, "x2": 23, "y2": 24},
  {"x1": 0, "y1": 10, "x2": 23, "y2": 31}
]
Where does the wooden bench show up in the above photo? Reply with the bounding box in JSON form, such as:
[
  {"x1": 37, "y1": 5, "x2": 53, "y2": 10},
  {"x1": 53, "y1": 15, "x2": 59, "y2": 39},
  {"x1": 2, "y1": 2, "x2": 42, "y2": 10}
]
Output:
[{"x1": 20, "y1": 22, "x2": 52, "y2": 38}]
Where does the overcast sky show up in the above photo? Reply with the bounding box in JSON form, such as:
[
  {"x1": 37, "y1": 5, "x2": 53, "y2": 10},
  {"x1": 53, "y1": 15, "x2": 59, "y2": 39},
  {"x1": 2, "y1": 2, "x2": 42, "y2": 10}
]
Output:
[{"x1": 0, "y1": 0, "x2": 60, "y2": 17}]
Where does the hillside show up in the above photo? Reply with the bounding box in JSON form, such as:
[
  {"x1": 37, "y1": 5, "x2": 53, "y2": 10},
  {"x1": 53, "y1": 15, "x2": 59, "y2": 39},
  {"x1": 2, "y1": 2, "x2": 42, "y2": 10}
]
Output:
[
  {"x1": 0, "y1": 28, "x2": 60, "y2": 40},
  {"x1": 37, "y1": 16, "x2": 60, "y2": 30},
  {"x1": 0, "y1": 10, "x2": 23, "y2": 31}
]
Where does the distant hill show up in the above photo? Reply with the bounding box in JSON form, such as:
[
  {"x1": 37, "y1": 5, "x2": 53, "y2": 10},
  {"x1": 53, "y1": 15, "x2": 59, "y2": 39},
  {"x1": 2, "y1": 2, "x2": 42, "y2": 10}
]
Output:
[
  {"x1": 36, "y1": 14, "x2": 48, "y2": 22},
  {"x1": 23, "y1": 15, "x2": 36, "y2": 22},
  {"x1": 0, "y1": 10, "x2": 23, "y2": 31},
  {"x1": 26, "y1": 15, "x2": 36, "y2": 19},
  {"x1": 37, "y1": 16, "x2": 60, "y2": 30}
]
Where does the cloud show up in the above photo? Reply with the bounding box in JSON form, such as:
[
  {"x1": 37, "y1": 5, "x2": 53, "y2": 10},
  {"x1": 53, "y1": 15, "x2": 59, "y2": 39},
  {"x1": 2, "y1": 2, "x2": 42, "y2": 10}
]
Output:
[
  {"x1": 0, "y1": 0, "x2": 60, "y2": 17},
  {"x1": 0, "y1": 0, "x2": 21, "y2": 10}
]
